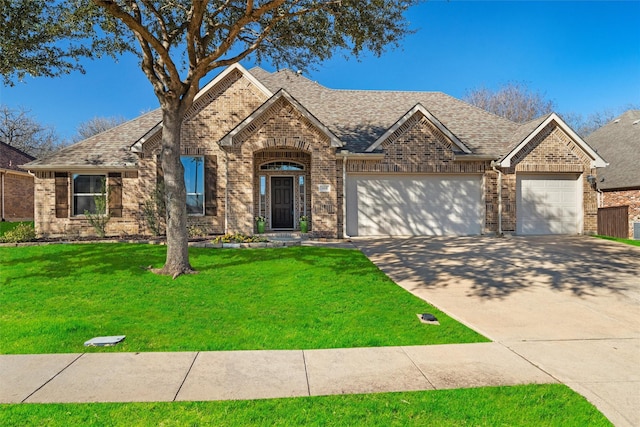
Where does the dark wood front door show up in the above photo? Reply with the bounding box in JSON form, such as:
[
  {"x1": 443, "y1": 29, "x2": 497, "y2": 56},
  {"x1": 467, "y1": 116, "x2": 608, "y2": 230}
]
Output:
[{"x1": 271, "y1": 177, "x2": 294, "y2": 228}]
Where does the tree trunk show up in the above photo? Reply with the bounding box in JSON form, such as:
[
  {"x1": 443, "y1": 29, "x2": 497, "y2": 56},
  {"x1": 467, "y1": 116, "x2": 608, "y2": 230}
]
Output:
[{"x1": 155, "y1": 104, "x2": 195, "y2": 278}]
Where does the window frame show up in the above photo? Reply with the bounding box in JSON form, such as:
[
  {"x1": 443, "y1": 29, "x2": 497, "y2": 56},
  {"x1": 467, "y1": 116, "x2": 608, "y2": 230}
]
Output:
[
  {"x1": 182, "y1": 155, "x2": 205, "y2": 216},
  {"x1": 260, "y1": 161, "x2": 305, "y2": 171},
  {"x1": 72, "y1": 174, "x2": 107, "y2": 217}
]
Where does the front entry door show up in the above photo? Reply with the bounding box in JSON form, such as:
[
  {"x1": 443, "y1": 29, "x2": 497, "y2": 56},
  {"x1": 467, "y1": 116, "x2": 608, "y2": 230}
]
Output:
[{"x1": 271, "y1": 177, "x2": 294, "y2": 228}]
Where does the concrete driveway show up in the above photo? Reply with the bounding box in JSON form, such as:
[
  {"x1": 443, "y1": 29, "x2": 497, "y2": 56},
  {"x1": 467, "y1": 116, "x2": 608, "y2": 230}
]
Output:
[{"x1": 355, "y1": 235, "x2": 640, "y2": 427}]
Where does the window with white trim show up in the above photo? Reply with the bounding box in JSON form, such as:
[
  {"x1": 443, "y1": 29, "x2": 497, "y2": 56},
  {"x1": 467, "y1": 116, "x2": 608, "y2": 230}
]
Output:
[
  {"x1": 72, "y1": 174, "x2": 106, "y2": 216},
  {"x1": 182, "y1": 155, "x2": 204, "y2": 215}
]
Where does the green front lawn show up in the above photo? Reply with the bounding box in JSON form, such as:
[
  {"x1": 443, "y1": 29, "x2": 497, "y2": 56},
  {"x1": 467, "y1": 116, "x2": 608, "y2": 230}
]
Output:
[
  {"x1": 594, "y1": 235, "x2": 640, "y2": 247},
  {"x1": 0, "y1": 244, "x2": 486, "y2": 354},
  {"x1": 0, "y1": 385, "x2": 611, "y2": 426}
]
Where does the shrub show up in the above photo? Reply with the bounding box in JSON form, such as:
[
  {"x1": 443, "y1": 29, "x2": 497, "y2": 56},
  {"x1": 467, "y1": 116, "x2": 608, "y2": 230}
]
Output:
[
  {"x1": 188, "y1": 224, "x2": 210, "y2": 238},
  {"x1": 212, "y1": 233, "x2": 268, "y2": 244},
  {"x1": 0, "y1": 223, "x2": 36, "y2": 243}
]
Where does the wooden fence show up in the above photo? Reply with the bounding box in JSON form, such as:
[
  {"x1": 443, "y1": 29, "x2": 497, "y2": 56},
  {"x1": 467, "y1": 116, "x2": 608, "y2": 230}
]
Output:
[{"x1": 597, "y1": 206, "x2": 629, "y2": 238}]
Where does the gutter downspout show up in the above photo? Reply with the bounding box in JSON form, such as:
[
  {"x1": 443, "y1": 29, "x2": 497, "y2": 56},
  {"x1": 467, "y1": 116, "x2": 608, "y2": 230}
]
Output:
[
  {"x1": 1, "y1": 171, "x2": 4, "y2": 221},
  {"x1": 342, "y1": 152, "x2": 350, "y2": 239},
  {"x1": 490, "y1": 161, "x2": 503, "y2": 236},
  {"x1": 224, "y1": 150, "x2": 229, "y2": 235}
]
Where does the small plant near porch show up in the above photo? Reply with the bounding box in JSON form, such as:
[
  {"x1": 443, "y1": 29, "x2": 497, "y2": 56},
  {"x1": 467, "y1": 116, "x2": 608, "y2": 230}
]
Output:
[
  {"x1": 255, "y1": 216, "x2": 266, "y2": 234},
  {"x1": 299, "y1": 215, "x2": 309, "y2": 233}
]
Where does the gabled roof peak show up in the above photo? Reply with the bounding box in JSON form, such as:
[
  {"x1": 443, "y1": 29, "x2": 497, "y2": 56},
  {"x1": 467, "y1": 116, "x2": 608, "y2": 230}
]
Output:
[
  {"x1": 219, "y1": 88, "x2": 342, "y2": 148},
  {"x1": 366, "y1": 103, "x2": 471, "y2": 154},
  {"x1": 500, "y1": 112, "x2": 606, "y2": 169}
]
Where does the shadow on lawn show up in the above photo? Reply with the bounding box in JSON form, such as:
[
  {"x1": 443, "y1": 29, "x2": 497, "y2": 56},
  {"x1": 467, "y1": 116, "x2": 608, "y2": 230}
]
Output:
[
  {"x1": 0, "y1": 244, "x2": 167, "y2": 283},
  {"x1": 356, "y1": 235, "x2": 640, "y2": 300},
  {"x1": 1, "y1": 244, "x2": 371, "y2": 283}
]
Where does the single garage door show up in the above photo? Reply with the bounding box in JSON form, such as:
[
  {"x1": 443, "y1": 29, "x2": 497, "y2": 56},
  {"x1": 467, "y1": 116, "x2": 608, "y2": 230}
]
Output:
[
  {"x1": 346, "y1": 175, "x2": 483, "y2": 236},
  {"x1": 516, "y1": 174, "x2": 581, "y2": 235}
]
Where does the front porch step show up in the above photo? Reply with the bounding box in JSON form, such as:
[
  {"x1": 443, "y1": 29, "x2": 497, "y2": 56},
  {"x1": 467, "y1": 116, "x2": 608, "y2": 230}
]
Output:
[{"x1": 260, "y1": 232, "x2": 305, "y2": 242}]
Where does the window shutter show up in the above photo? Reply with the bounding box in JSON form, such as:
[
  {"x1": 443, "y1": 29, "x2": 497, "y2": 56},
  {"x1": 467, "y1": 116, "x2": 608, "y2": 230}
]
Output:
[
  {"x1": 204, "y1": 155, "x2": 217, "y2": 216},
  {"x1": 54, "y1": 172, "x2": 68, "y2": 218},
  {"x1": 108, "y1": 172, "x2": 123, "y2": 217}
]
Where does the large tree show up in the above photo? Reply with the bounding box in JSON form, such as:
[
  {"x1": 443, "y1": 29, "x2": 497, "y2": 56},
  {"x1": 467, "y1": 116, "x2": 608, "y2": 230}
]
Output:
[
  {"x1": 0, "y1": 0, "x2": 99, "y2": 85},
  {"x1": 562, "y1": 104, "x2": 640, "y2": 137},
  {"x1": 0, "y1": 104, "x2": 61, "y2": 158},
  {"x1": 463, "y1": 82, "x2": 556, "y2": 124},
  {"x1": 71, "y1": 0, "x2": 419, "y2": 277}
]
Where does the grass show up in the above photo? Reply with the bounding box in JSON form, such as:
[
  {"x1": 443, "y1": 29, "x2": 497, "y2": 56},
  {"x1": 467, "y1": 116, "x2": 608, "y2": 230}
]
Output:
[
  {"x1": 594, "y1": 234, "x2": 640, "y2": 247},
  {"x1": 0, "y1": 221, "x2": 33, "y2": 236},
  {"x1": 0, "y1": 385, "x2": 612, "y2": 426},
  {"x1": 0, "y1": 244, "x2": 487, "y2": 354}
]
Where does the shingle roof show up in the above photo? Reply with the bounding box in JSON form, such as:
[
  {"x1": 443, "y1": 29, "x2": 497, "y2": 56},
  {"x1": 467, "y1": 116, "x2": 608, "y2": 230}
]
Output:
[
  {"x1": 23, "y1": 66, "x2": 563, "y2": 170},
  {"x1": 585, "y1": 110, "x2": 640, "y2": 190},
  {"x1": 249, "y1": 67, "x2": 520, "y2": 155},
  {"x1": 23, "y1": 109, "x2": 162, "y2": 170},
  {"x1": 0, "y1": 141, "x2": 35, "y2": 171}
]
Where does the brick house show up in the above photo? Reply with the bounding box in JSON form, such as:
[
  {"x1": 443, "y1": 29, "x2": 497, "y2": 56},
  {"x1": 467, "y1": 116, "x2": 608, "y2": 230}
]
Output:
[
  {"x1": 22, "y1": 64, "x2": 606, "y2": 238},
  {"x1": 1, "y1": 141, "x2": 35, "y2": 221},
  {"x1": 586, "y1": 110, "x2": 640, "y2": 239}
]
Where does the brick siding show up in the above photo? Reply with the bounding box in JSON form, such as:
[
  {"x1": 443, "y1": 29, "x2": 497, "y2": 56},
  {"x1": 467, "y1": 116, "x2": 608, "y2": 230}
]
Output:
[
  {"x1": 1, "y1": 171, "x2": 34, "y2": 221},
  {"x1": 30, "y1": 76, "x2": 601, "y2": 239}
]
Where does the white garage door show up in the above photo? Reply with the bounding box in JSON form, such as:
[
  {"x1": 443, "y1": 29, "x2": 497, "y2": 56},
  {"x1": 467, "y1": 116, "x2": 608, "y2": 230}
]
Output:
[
  {"x1": 346, "y1": 175, "x2": 483, "y2": 236},
  {"x1": 517, "y1": 174, "x2": 582, "y2": 235}
]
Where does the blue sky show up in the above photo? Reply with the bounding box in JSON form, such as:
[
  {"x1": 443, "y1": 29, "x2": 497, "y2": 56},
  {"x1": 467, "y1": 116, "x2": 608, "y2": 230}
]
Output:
[{"x1": 1, "y1": 1, "x2": 639, "y2": 141}]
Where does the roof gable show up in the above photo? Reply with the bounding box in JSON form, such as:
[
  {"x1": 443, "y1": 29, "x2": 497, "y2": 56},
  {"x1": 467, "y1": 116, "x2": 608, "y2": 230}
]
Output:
[
  {"x1": 219, "y1": 89, "x2": 342, "y2": 148},
  {"x1": 131, "y1": 63, "x2": 272, "y2": 153},
  {"x1": 499, "y1": 113, "x2": 607, "y2": 168},
  {"x1": 365, "y1": 104, "x2": 471, "y2": 154}
]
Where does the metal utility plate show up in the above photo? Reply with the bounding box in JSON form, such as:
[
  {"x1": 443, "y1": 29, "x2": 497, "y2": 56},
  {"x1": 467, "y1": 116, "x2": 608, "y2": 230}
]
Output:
[
  {"x1": 84, "y1": 335, "x2": 126, "y2": 347},
  {"x1": 416, "y1": 314, "x2": 440, "y2": 325}
]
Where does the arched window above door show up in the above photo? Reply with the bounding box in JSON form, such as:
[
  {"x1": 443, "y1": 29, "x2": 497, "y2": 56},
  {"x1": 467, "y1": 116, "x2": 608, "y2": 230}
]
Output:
[{"x1": 260, "y1": 161, "x2": 305, "y2": 171}]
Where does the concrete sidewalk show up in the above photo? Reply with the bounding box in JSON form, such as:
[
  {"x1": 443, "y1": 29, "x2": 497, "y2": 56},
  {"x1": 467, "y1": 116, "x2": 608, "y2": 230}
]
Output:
[{"x1": 0, "y1": 343, "x2": 555, "y2": 403}]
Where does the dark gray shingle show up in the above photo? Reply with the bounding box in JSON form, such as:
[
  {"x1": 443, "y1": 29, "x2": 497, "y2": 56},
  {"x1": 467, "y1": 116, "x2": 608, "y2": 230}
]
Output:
[{"x1": 586, "y1": 110, "x2": 640, "y2": 190}]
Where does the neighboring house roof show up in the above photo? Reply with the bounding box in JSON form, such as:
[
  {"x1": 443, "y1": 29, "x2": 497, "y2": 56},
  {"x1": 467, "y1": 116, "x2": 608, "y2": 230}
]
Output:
[
  {"x1": 24, "y1": 109, "x2": 163, "y2": 171},
  {"x1": 0, "y1": 141, "x2": 35, "y2": 172},
  {"x1": 586, "y1": 110, "x2": 640, "y2": 190}
]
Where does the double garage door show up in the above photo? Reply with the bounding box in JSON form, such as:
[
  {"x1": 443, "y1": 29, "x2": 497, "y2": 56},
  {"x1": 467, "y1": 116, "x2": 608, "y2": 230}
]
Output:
[
  {"x1": 516, "y1": 174, "x2": 582, "y2": 235},
  {"x1": 345, "y1": 173, "x2": 582, "y2": 237},
  {"x1": 346, "y1": 175, "x2": 484, "y2": 236}
]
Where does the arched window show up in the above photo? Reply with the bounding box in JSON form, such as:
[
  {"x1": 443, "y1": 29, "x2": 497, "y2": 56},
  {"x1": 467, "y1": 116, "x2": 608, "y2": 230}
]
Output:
[{"x1": 260, "y1": 161, "x2": 305, "y2": 171}]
